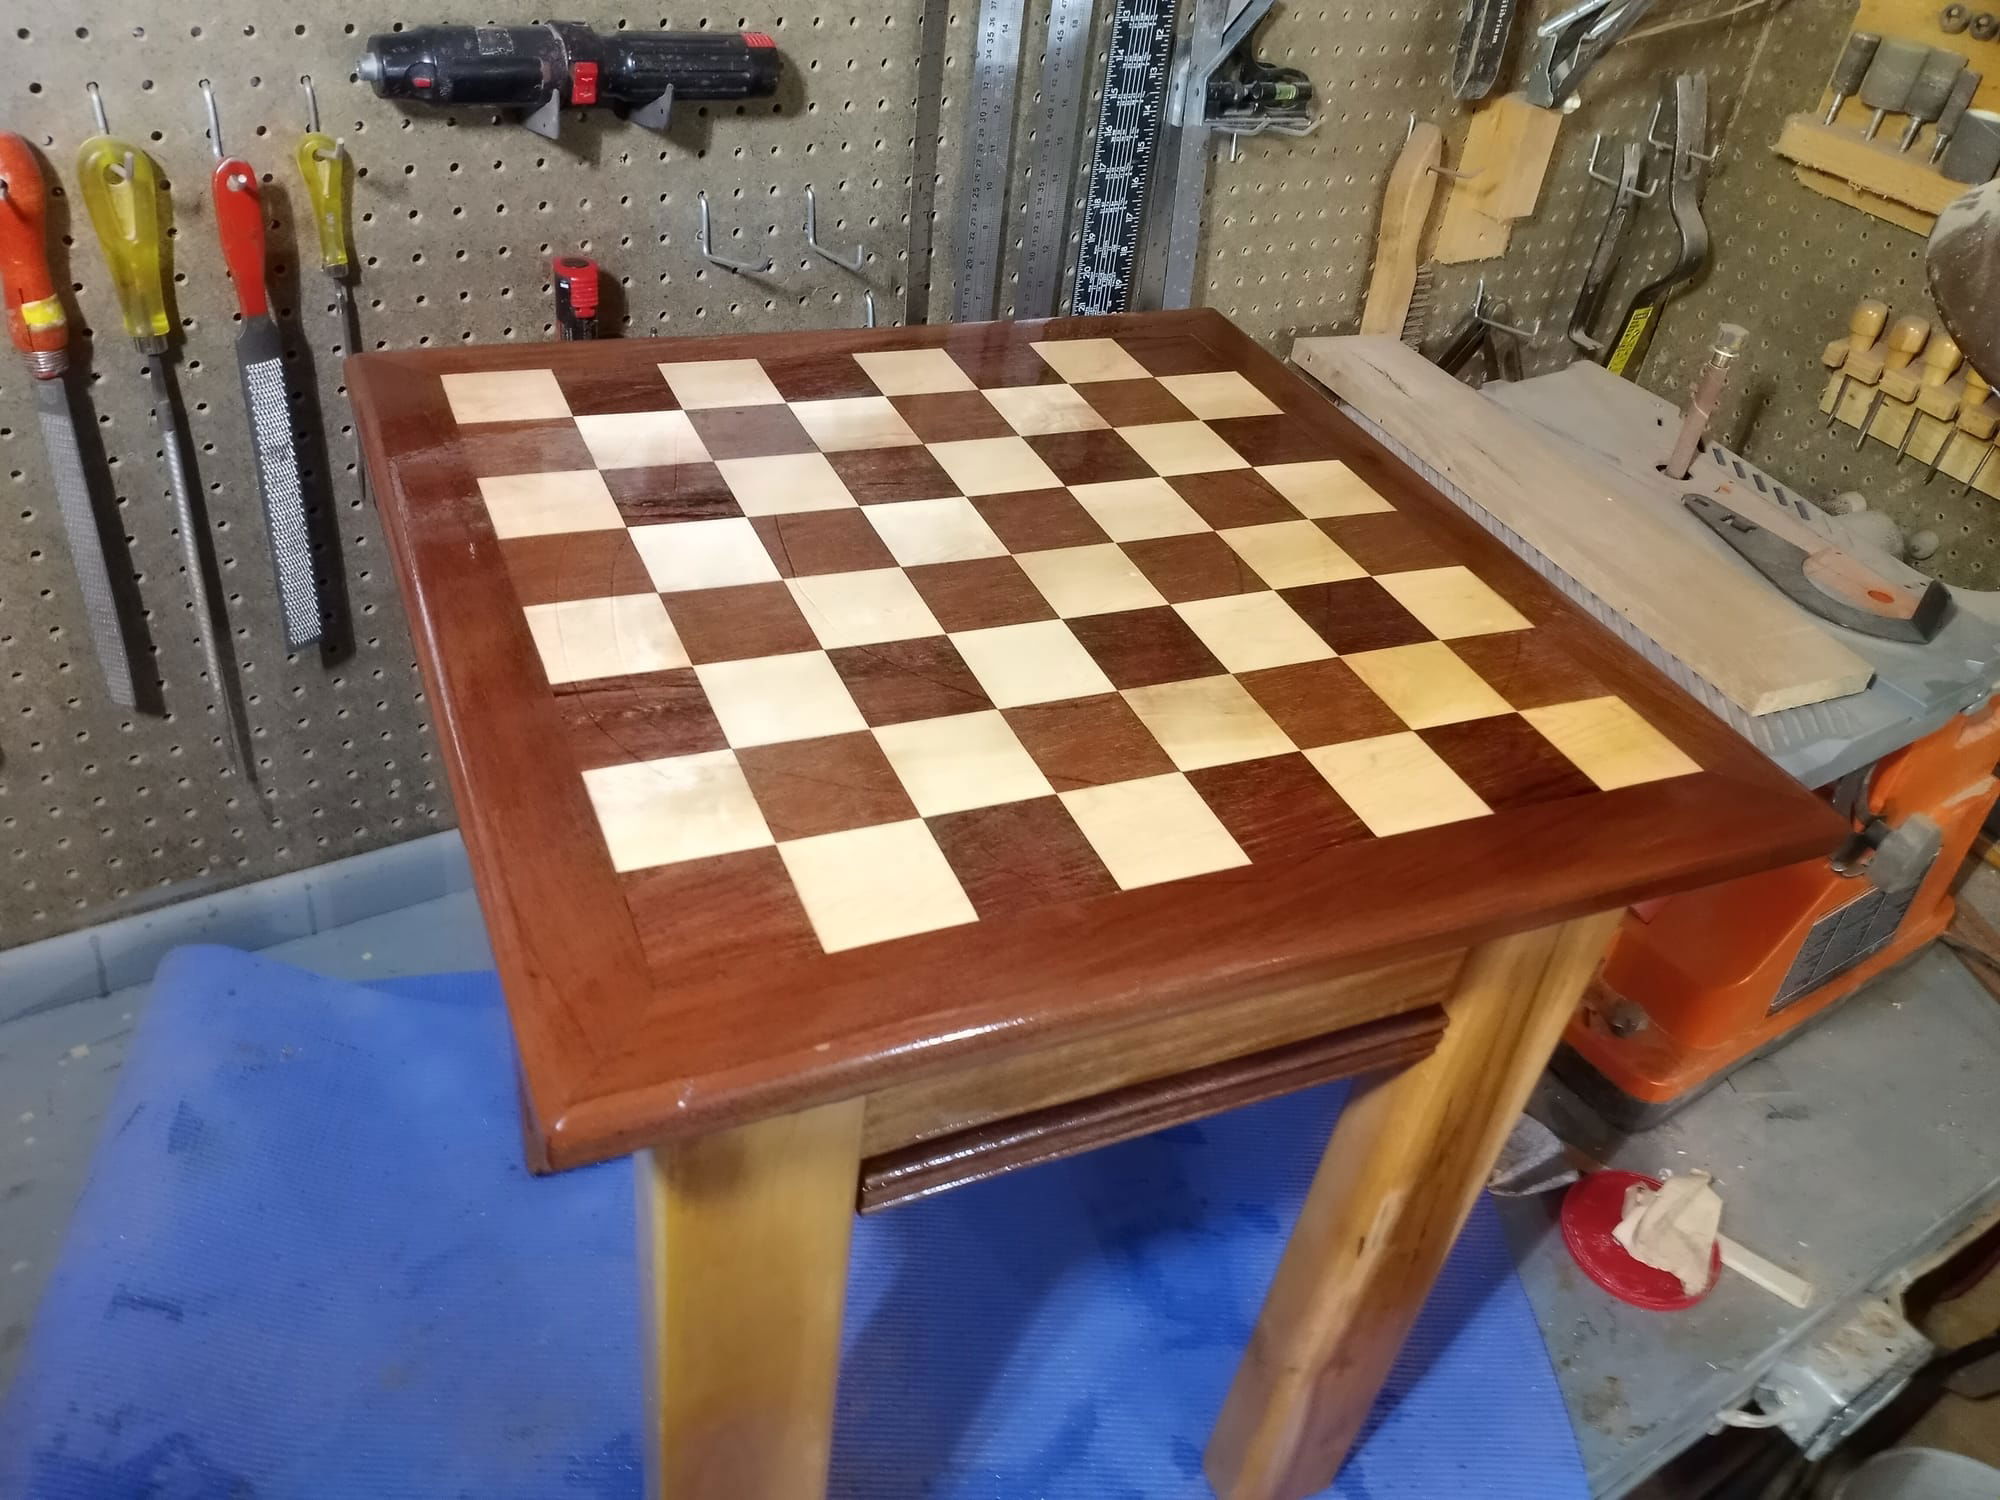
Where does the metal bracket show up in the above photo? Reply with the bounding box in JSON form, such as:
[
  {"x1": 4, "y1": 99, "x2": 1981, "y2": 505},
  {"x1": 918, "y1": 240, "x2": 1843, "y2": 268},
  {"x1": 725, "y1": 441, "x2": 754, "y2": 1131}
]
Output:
[
  {"x1": 1586, "y1": 133, "x2": 1658, "y2": 198},
  {"x1": 695, "y1": 191, "x2": 774, "y2": 275},
  {"x1": 1475, "y1": 279, "x2": 1541, "y2": 339},
  {"x1": 1647, "y1": 98, "x2": 1722, "y2": 162},
  {"x1": 803, "y1": 186, "x2": 864, "y2": 273},
  {"x1": 522, "y1": 88, "x2": 564, "y2": 142},
  {"x1": 631, "y1": 84, "x2": 675, "y2": 132}
]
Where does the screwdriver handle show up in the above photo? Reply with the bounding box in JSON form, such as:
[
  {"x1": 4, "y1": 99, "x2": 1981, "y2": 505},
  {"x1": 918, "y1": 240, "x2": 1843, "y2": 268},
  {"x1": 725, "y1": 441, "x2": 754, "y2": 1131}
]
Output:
[
  {"x1": 210, "y1": 156, "x2": 270, "y2": 320},
  {"x1": 0, "y1": 133, "x2": 67, "y2": 367},
  {"x1": 75, "y1": 134, "x2": 171, "y2": 349},
  {"x1": 295, "y1": 132, "x2": 351, "y2": 278}
]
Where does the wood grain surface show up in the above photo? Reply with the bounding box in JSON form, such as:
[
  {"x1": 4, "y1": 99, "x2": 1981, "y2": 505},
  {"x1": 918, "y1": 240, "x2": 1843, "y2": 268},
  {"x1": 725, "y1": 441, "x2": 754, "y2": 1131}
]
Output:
[
  {"x1": 1291, "y1": 335, "x2": 1876, "y2": 716},
  {"x1": 352, "y1": 310, "x2": 1845, "y2": 1169}
]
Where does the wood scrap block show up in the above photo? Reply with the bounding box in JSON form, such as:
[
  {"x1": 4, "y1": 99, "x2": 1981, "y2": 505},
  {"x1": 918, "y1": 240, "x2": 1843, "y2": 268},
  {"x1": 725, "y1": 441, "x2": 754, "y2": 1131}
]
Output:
[{"x1": 1434, "y1": 94, "x2": 1564, "y2": 265}]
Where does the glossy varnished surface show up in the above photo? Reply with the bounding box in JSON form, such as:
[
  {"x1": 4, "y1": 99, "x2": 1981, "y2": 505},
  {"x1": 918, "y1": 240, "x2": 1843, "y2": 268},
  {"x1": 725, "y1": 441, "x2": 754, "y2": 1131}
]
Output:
[{"x1": 350, "y1": 310, "x2": 1845, "y2": 1169}]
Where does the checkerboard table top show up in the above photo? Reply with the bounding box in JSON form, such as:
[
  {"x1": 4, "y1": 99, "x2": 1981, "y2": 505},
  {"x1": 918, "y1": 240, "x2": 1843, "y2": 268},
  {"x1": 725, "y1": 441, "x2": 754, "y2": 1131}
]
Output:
[{"x1": 353, "y1": 310, "x2": 1841, "y2": 1167}]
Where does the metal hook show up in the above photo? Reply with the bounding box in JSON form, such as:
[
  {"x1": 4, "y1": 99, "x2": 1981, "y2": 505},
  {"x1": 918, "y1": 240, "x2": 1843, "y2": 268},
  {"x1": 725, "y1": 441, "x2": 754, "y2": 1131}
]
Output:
[
  {"x1": 1473, "y1": 279, "x2": 1542, "y2": 339},
  {"x1": 1585, "y1": 133, "x2": 1657, "y2": 197},
  {"x1": 86, "y1": 81, "x2": 109, "y2": 135},
  {"x1": 301, "y1": 75, "x2": 321, "y2": 135},
  {"x1": 862, "y1": 289, "x2": 877, "y2": 328},
  {"x1": 695, "y1": 191, "x2": 773, "y2": 275},
  {"x1": 198, "y1": 79, "x2": 225, "y2": 161},
  {"x1": 804, "y1": 186, "x2": 864, "y2": 273},
  {"x1": 1644, "y1": 100, "x2": 1721, "y2": 162}
]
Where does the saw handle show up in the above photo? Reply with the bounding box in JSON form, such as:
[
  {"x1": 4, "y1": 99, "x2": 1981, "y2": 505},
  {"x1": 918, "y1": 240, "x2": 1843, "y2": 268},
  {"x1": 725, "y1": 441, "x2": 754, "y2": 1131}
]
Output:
[
  {"x1": 0, "y1": 134, "x2": 68, "y2": 362},
  {"x1": 210, "y1": 157, "x2": 270, "y2": 320}
]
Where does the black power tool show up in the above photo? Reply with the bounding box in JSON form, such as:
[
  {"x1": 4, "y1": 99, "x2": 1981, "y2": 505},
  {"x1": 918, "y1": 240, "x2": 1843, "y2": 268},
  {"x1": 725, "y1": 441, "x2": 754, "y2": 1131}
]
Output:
[{"x1": 358, "y1": 23, "x2": 782, "y2": 139}]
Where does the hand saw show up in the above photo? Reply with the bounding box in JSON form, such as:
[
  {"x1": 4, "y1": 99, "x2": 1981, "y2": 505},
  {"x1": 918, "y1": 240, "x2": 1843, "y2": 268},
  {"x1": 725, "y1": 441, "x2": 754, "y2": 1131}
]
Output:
[{"x1": 1683, "y1": 494, "x2": 1950, "y2": 643}]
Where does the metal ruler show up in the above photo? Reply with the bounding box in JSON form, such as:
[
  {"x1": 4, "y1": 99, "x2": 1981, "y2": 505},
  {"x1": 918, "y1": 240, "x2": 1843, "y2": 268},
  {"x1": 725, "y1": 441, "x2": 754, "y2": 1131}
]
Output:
[
  {"x1": 1014, "y1": 0, "x2": 1098, "y2": 318},
  {"x1": 952, "y1": 0, "x2": 1027, "y2": 323},
  {"x1": 1071, "y1": 0, "x2": 1178, "y2": 316}
]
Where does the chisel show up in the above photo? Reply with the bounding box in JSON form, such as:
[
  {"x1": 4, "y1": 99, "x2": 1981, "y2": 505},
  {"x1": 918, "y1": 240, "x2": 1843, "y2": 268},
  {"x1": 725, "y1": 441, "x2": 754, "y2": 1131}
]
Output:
[
  {"x1": 201, "y1": 81, "x2": 321, "y2": 650},
  {"x1": 1928, "y1": 365, "x2": 1990, "y2": 483},
  {"x1": 1930, "y1": 68, "x2": 1982, "y2": 165},
  {"x1": 1855, "y1": 313, "x2": 1929, "y2": 449},
  {"x1": 1823, "y1": 32, "x2": 1880, "y2": 125},
  {"x1": 1859, "y1": 38, "x2": 1928, "y2": 139},
  {"x1": 1896, "y1": 329, "x2": 1959, "y2": 463},
  {"x1": 1899, "y1": 49, "x2": 1967, "y2": 152},
  {"x1": 0, "y1": 133, "x2": 137, "y2": 706},
  {"x1": 1822, "y1": 295, "x2": 1888, "y2": 430},
  {"x1": 77, "y1": 83, "x2": 262, "y2": 798},
  {"x1": 295, "y1": 76, "x2": 366, "y2": 504}
]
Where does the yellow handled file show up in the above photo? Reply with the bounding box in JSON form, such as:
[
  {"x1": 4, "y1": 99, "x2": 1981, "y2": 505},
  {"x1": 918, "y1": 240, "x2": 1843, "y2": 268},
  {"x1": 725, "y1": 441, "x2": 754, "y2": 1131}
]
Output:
[
  {"x1": 295, "y1": 133, "x2": 351, "y2": 278},
  {"x1": 74, "y1": 135, "x2": 170, "y2": 346}
]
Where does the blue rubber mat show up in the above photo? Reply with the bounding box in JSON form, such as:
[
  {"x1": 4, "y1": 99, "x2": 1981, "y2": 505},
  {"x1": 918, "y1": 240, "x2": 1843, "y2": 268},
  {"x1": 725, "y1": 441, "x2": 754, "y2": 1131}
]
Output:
[{"x1": 0, "y1": 946, "x2": 1585, "y2": 1499}]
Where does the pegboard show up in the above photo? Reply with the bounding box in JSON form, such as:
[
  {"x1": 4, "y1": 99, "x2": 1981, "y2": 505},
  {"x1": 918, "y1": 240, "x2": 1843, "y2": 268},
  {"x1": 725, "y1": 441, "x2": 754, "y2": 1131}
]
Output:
[
  {"x1": 3, "y1": 0, "x2": 1947, "y2": 949},
  {"x1": 0, "y1": 2, "x2": 921, "y2": 946},
  {"x1": 1636, "y1": 0, "x2": 2000, "y2": 589}
]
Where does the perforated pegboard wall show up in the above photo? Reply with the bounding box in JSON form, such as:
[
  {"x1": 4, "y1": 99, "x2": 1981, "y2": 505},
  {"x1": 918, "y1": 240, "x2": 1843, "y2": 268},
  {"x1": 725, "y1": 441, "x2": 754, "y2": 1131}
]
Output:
[
  {"x1": 2, "y1": 0, "x2": 1910, "y2": 948},
  {"x1": 1, "y1": 2, "x2": 919, "y2": 945},
  {"x1": 1634, "y1": 0, "x2": 2000, "y2": 588}
]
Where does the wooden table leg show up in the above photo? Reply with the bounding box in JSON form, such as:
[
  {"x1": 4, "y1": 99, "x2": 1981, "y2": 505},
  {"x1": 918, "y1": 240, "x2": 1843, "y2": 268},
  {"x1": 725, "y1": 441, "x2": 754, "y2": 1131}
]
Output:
[
  {"x1": 640, "y1": 1097, "x2": 865, "y2": 1499},
  {"x1": 1205, "y1": 911, "x2": 1621, "y2": 1500}
]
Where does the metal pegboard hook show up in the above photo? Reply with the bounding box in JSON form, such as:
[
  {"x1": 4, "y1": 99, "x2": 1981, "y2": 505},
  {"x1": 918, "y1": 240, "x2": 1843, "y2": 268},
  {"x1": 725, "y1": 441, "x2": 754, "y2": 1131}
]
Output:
[
  {"x1": 862, "y1": 289, "x2": 877, "y2": 328},
  {"x1": 1406, "y1": 115, "x2": 1481, "y2": 181},
  {"x1": 301, "y1": 74, "x2": 321, "y2": 135},
  {"x1": 85, "y1": 80, "x2": 110, "y2": 135},
  {"x1": 198, "y1": 79, "x2": 226, "y2": 162},
  {"x1": 1585, "y1": 133, "x2": 1658, "y2": 197},
  {"x1": 695, "y1": 191, "x2": 773, "y2": 275},
  {"x1": 1474, "y1": 278, "x2": 1541, "y2": 339},
  {"x1": 804, "y1": 186, "x2": 864, "y2": 274},
  {"x1": 1645, "y1": 99, "x2": 1722, "y2": 161}
]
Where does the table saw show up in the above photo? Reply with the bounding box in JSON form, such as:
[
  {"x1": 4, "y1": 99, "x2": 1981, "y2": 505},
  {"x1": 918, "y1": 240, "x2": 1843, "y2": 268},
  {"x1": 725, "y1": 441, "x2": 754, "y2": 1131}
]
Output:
[{"x1": 1293, "y1": 340, "x2": 2000, "y2": 1126}]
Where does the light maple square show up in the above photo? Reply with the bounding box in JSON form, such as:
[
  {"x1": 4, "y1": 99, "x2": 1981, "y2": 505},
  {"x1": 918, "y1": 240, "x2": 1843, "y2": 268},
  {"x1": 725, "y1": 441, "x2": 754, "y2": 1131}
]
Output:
[
  {"x1": 581, "y1": 749, "x2": 773, "y2": 872},
  {"x1": 778, "y1": 819, "x2": 978, "y2": 952},
  {"x1": 478, "y1": 470, "x2": 624, "y2": 539},
  {"x1": 1060, "y1": 773, "x2": 1249, "y2": 888},
  {"x1": 443, "y1": 368, "x2": 571, "y2": 424},
  {"x1": 658, "y1": 358, "x2": 784, "y2": 409}
]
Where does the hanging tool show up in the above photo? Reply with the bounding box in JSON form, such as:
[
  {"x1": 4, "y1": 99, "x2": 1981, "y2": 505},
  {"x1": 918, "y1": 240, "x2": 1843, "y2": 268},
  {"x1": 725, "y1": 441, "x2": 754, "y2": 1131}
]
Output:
[
  {"x1": 1012, "y1": 0, "x2": 1093, "y2": 317},
  {"x1": 954, "y1": 0, "x2": 1026, "y2": 320},
  {"x1": 1525, "y1": 0, "x2": 1657, "y2": 109},
  {"x1": 1071, "y1": 0, "x2": 1177, "y2": 315},
  {"x1": 1567, "y1": 135, "x2": 1650, "y2": 353},
  {"x1": 357, "y1": 24, "x2": 781, "y2": 140},
  {"x1": 1683, "y1": 495, "x2": 1949, "y2": 643},
  {"x1": 1927, "y1": 366, "x2": 1990, "y2": 482},
  {"x1": 1930, "y1": 68, "x2": 1982, "y2": 163},
  {"x1": 1941, "y1": 107, "x2": 2000, "y2": 179},
  {"x1": 1822, "y1": 296, "x2": 1890, "y2": 430},
  {"x1": 0, "y1": 134, "x2": 138, "y2": 707},
  {"x1": 76, "y1": 84, "x2": 261, "y2": 797},
  {"x1": 553, "y1": 255, "x2": 599, "y2": 339},
  {"x1": 1429, "y1": 282, "x2": 1530, "y2": 384},
  {"x1": 1604, "y1": 72, "x2": 1711, "y2": 379},
  {"x1": 1360, "y1": 120, "x2": 1444, "y2": 339},
  {"x1": 1899, "y1": 48, "x2": 1968, "y2": 151},
  {"x1": 1824, "y1": 32, "x2": 1881, "y2": 125},
  {"x1": 294, "y1": 76, "x2": 365, "y2": 507},
  {"x1": 1664, "y1": 322, "x2": 1747, "y2": 479},
  {"x1": 201, "y1": 81, "x2": 322, "y2": 653},
  {"x1": 1452, "y1": 0, "x2": 1519, "y2": 102},
  {"x1": 1855, "y1": 313, "x2": 1930, "y2": 449},
  {"x1": 1858, "y1": 38, "x2": 1928, "y2": 139},
  {"x1": 1897, "y1": 328, "x2": 1961, "y2": 463}
]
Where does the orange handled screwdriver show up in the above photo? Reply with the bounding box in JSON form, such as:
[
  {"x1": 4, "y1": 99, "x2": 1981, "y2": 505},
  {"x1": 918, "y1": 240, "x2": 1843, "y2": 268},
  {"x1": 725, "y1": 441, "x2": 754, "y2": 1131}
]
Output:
[{"x1": 0, "y1": 132, "x2": 138, "y2": 705}]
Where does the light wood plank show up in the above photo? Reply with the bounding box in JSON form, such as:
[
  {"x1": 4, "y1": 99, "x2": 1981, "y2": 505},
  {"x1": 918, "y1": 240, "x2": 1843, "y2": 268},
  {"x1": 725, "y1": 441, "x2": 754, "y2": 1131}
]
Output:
[
  {"x1": 1290, "y1": 335, "x2": 1874, "y2": 715},
  {"x1": 1433, "y1": 95, "x2": 1562, "y2": 264},
  {"x1": 640, "y1": 1099, "x2": 864, "y2": 1500},
  {"x1": 1773, "y1": 114, "x2": 1961, "y2": 227},
  {"x1": 861, "y1": 950, "x2": 1461, "y2": 1154},
  {"x1": 1205, "y1": 911, "x2": 1621, "y2": 1500},
  {"x1": 1359, "y1": 122, "x2": 1442, "y2": 336}
]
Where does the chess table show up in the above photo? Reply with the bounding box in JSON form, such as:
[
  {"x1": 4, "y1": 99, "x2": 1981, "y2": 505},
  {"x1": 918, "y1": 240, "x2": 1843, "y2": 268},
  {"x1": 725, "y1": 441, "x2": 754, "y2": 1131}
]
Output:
[{"x1": 351, "y1": 310, "x2": 1841, "y2": 1500}]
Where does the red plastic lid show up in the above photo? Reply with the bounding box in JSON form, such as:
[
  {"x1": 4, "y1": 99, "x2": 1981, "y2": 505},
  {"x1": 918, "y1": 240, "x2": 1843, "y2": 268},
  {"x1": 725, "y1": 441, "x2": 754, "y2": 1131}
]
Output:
[
  {"x1": 1560, "y1": 1169, "x2": 1720, "y2": 1311},
  {"x1": 743, "y1": 32, "x2": 776, "y2": 47}
]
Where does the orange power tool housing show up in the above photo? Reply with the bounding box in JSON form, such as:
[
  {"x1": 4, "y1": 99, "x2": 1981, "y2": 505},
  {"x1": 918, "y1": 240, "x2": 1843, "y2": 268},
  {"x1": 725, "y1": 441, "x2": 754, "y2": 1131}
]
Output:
[{"x1": 1558, "y1": 699, "x2": 2000, "y2": 1127}]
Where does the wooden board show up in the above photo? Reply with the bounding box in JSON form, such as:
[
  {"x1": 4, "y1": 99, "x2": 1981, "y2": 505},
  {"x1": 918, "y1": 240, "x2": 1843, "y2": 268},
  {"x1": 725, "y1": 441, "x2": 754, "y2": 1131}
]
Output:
[
  {"x1": 350, "y1": 310, "x2": 1846, "y2": 1170},
  {"x1": 1433, "y1": 94, "x2": 1563, "y2": 264},
  {"x1": 1360, "y1": 122, "x2": 1443, "y2": 336},
  {"x1": 1290, "y1": 336, "x2": 1876, "y2": 717},
  {"x1": 1774, "y1": 113, "x2": 1964, "y2": 235}
]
